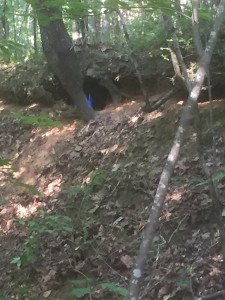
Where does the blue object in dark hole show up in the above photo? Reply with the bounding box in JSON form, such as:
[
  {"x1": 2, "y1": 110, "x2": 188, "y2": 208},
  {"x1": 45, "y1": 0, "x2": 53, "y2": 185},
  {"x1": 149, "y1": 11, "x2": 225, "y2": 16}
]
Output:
[{"x1": 87, "y1": 94, "x2": 93, "y2": 108}]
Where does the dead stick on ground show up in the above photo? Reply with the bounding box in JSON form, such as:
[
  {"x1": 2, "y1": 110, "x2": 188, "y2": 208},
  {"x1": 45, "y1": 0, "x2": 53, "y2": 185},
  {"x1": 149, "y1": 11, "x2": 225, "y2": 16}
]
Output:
[
  {"x1": 196, "y1": 290, "x2": 225, "y2": 300},
  {"x1": 128, "y1": 1, "x2": 225, "y2": 299}
]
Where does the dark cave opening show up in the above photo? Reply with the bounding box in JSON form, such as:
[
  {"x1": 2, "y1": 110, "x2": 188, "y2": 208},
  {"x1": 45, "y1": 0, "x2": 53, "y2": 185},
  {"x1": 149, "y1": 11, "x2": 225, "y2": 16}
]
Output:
[{"x1": 83, "y1": 77, "x2": 112, "y2": 110}]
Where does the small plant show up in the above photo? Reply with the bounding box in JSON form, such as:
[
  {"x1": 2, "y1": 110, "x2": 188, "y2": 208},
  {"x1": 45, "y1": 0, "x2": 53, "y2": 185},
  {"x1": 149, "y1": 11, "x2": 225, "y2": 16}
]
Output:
[
  {"x1": 70, "y1": 277, "x2": 128, "y2": 299},
  {"x1": 68, "y1": 169, "x2": 108, "y2": 200},
  {"x1": 12, "y1": 212, "x2": 73, "y2": 268},
  {"x1": 0, "y1": 158, "x2": 11, "y2": 166},
  {"x1": 11, "y1": 235, "x2": 39, "y2": 268},
  {"x1": 193, "y1": 171, "x2": 225, "y2": 187},
  {"x1": 177, "y1": 265, "x2": 195, "y2": 289},
  {"x1": 84, "y1": 169, "x2": 107, "y2": 194},
  {"x1": 14, "y1": 113, "x2": 63, "y2": 127}
]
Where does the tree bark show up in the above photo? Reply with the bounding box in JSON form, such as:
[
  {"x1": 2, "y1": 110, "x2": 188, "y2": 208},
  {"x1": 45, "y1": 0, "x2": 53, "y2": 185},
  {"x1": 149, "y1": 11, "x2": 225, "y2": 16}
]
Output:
[
  {"x1": 192, "y1": 0, "x2": 204, "y2": 57},
  {"x1": 34, "y1": 1, "x2": 94, "y2": 122},
  {"x1": 128, "y1": 1, "x2": 225, "y2": 299},
  {"x1": 1, "y1": 0, "x2": 9, "y2": 39},
  {"x1": 33, "y1": 12, "x2": 37, "y2": 53}
]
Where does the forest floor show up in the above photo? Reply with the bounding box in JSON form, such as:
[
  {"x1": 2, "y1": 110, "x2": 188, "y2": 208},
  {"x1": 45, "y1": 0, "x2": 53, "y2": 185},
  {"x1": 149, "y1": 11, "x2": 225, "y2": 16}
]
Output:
[{"x1": 1, "y1": 94, "x2": 225, "y2": 300}]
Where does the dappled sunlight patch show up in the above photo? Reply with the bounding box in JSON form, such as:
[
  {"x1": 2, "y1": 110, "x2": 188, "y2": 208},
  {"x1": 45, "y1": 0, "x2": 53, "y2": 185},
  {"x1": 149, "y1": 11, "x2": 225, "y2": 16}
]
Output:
[
  {"x1": 212, "y1": 254, "x2": 223, "y2": 262},
  {"x1": 44, "y1": 177, "x2": 62, "y2": 196},
  {"x1": 0, "y1": 199, "x2": 45, "y2": 233},
  {"x1": 0, "y1": 100, "x2": 5, "y2": 112},
  {"x1": 14, "y1": 123, "x2": 78, "y2": 187},
  {"x1": 41, "y1": 122, "x2": 78, "y2": 138},
  {"x1": 129, "y1": 114, "x2": 140, "y2": 123},
  {"x1": 209, "y1": 266, "x2": 222, "y2": 277},
  {"x1": 27, "y1": 103, "x2": 39, "y2": 109},
  {"x1": 144, "y1": 111, "x2": 163, "y2": 122},
  {"x1": 14, "y1": 200, "x2": 44, "y2": 219},
  {"x1": 199, "y1": 99, "x2": 225, "y2": 108},
  {"x1": 13, "y1": 166, "x2": 27, "y2": 179},
  {"x1": 99, "y1": 144, "x2": 127, "y2": 155},
  {"x1": 163, "y1": 209, "x2": 172, "y2": 220},
  {"x1": 114, "y1": 101, "x2": 137, "y2": 112},
  {"x1": 169, "y1": 189, "x2": 183, "y2": 202},
  {"x1": 165, "y1": 187, "x2": 185, "y2": 211}
]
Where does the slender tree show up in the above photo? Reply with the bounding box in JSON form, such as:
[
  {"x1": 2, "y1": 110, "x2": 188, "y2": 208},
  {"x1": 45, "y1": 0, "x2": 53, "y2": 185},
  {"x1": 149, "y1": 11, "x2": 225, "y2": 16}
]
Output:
[{"x1": 128, "y1": 1, "x2": 225, "y2": 298}]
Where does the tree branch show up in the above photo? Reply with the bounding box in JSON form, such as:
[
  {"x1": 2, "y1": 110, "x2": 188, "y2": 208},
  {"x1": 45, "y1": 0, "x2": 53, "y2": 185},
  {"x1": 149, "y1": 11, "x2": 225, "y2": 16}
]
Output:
[{"x1": 128, "y1": 1, "x2": 225, "y2": 299}]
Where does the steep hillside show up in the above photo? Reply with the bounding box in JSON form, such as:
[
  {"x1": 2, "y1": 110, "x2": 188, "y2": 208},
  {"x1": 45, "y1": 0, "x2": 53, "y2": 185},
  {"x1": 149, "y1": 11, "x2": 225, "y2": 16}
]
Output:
[{"x1": 1, "y1": 98, "x2": 225, "y2": 299}]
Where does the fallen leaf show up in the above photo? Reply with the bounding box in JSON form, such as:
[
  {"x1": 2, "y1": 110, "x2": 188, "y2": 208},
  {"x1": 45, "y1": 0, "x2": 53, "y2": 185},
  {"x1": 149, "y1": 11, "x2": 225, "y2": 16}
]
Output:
[
  {"x1": 120, "y1": 255, "x2": 133, "y2": 269},
  {"x1": 43, "y1": 290, "x2": 52, "y2": 298}
]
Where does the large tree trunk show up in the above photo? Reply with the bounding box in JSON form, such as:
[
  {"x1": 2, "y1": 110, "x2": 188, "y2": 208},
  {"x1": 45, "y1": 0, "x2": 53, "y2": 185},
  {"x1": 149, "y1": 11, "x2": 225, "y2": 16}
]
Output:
[{"x1": 35, "y1": 3, "x2": 94, "y2": 122}]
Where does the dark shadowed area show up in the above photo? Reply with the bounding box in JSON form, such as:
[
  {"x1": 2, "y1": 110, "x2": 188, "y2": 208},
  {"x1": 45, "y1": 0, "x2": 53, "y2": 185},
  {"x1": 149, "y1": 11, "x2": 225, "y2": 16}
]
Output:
[{"x1": 83, "y1": 77, "x2": 112, "y2": 110}]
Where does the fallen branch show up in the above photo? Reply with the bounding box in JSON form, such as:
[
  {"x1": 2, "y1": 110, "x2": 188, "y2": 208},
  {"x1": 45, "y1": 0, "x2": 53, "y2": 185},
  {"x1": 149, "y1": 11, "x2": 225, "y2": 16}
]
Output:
[
  {"x1": 142, "y1": 87, "x2": 177, "y2": 113},
  {"x1": 196, "y1": 290, "x2": 225, "y2": 300}
]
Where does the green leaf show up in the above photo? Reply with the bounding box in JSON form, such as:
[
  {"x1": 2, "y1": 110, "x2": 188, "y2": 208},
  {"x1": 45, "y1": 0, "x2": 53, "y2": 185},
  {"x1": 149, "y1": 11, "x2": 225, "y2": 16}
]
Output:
[
  {"x1": 11, "y1": 256, "x2": 22, "y2": 268},
  {"x1": 14, "y1": 113, "x2": 63, "y2": 127},
  {"x1": 0, "y1": 158, "x2": 11, "y2": 166},
  {"x1": 100, "y1": 282, "x2": 128, "y2": 296},
  {"x1": 194, "y1": 172, "x2": 225, "y2": 187},
  {"x1": 177, "y1": 278, "x2": 189, "y2": 289},
  {"x1": 70, "y1": 287, "x2": 92, "y2": 298},
  {"x1": 70, "y1": 278, "x2": 95, "y2": 287},
  {"x1": 199, "y1": 9, "x2": 213, "y2": 21}
]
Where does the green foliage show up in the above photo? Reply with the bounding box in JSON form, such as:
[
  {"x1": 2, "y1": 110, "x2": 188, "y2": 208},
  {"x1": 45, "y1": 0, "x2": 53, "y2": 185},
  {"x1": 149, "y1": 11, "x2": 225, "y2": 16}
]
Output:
[
  {"x1": 193, "y1": 172, "x2": 225, "y2": 187},
  {"x1": 199, "y1": 8, "x2": 213, "y2": 21},
  {"x1": 70, "y1": 287, "x2": 92, "y2": 298},
  {"x1": 85, "y1": 169, "x2": 108, "y2": 194},
  {"x1": 0, "y1": 40, "x2": 25, "y2": 63},
  {"x1": 18, "y1": 283, "x2": 30, "y2": 299},
  {"x1": 14, "y1": 113, "x2": 63, "y2": 127},
  {"x1": 70, "y1": 277, "x2": 128, "y2": 299},
  {"x1": 11, "y1": 234, "x2": 39, "y2": 267},
  {"x1": 27, "y1": 213, "x2": 73, "y2": 234},
  {"x1": 128, "y1": 16, "x2": 166, "y2": 54},
  {"x1": 177, "y1": 265, "x2": 195, "y2": 289},
  {"x1": 12, "y1": 212, "x2": 73, "y2": 267},
  {"x1": 100, "y1": 282, "x2": 128, "y2": 296},
  {"x1": 68, "y1": 185, "x2": 84, "y2": 199},
  {"x1": 70, "y1": 277, "x2": 93, "y2": 298},
  {"x1": 0, "y1": 158, "x2": 11, "y2": 166},
  {"x1": 68, "y1": 169, "x2": 108, "y2": 199}
]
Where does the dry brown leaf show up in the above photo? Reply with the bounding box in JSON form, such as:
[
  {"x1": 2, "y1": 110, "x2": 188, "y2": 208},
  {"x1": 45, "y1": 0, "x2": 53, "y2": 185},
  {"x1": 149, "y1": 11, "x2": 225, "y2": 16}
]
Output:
[
  {"x1": 120, "y1": 255, "x2": 133, "y2": 269},
  {"x1": 43, "y1": 290, "x2": 52, "y2": 298}
]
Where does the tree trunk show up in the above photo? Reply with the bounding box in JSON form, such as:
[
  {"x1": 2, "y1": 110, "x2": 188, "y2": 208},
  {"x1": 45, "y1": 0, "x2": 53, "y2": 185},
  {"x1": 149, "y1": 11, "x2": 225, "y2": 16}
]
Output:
[
  {"x1": 34, "y1": 2, "x2": 94, "y2": 122},
  {"x1": 1, "y1": 0, "x2": 9, "y2": 39},
  {"x1": 33, "y1": 13, "x2": 37, "y2": 53},
  {"x1": 128, "y1": 0, "x2": 225, "y2": 298}
]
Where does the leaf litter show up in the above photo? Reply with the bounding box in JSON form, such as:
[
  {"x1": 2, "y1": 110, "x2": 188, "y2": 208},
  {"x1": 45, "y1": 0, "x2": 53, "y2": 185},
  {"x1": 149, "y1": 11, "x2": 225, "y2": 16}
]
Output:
[{"x1": 0, "y1": 100, "x2": 225, "y2": 299}]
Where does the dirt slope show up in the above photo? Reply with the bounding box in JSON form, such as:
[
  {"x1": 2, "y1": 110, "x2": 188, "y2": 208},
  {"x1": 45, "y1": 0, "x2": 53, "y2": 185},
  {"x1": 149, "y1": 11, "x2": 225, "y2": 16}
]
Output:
[{"x1": 1, "y1": 98, "x2": 225, "y2": 300}]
